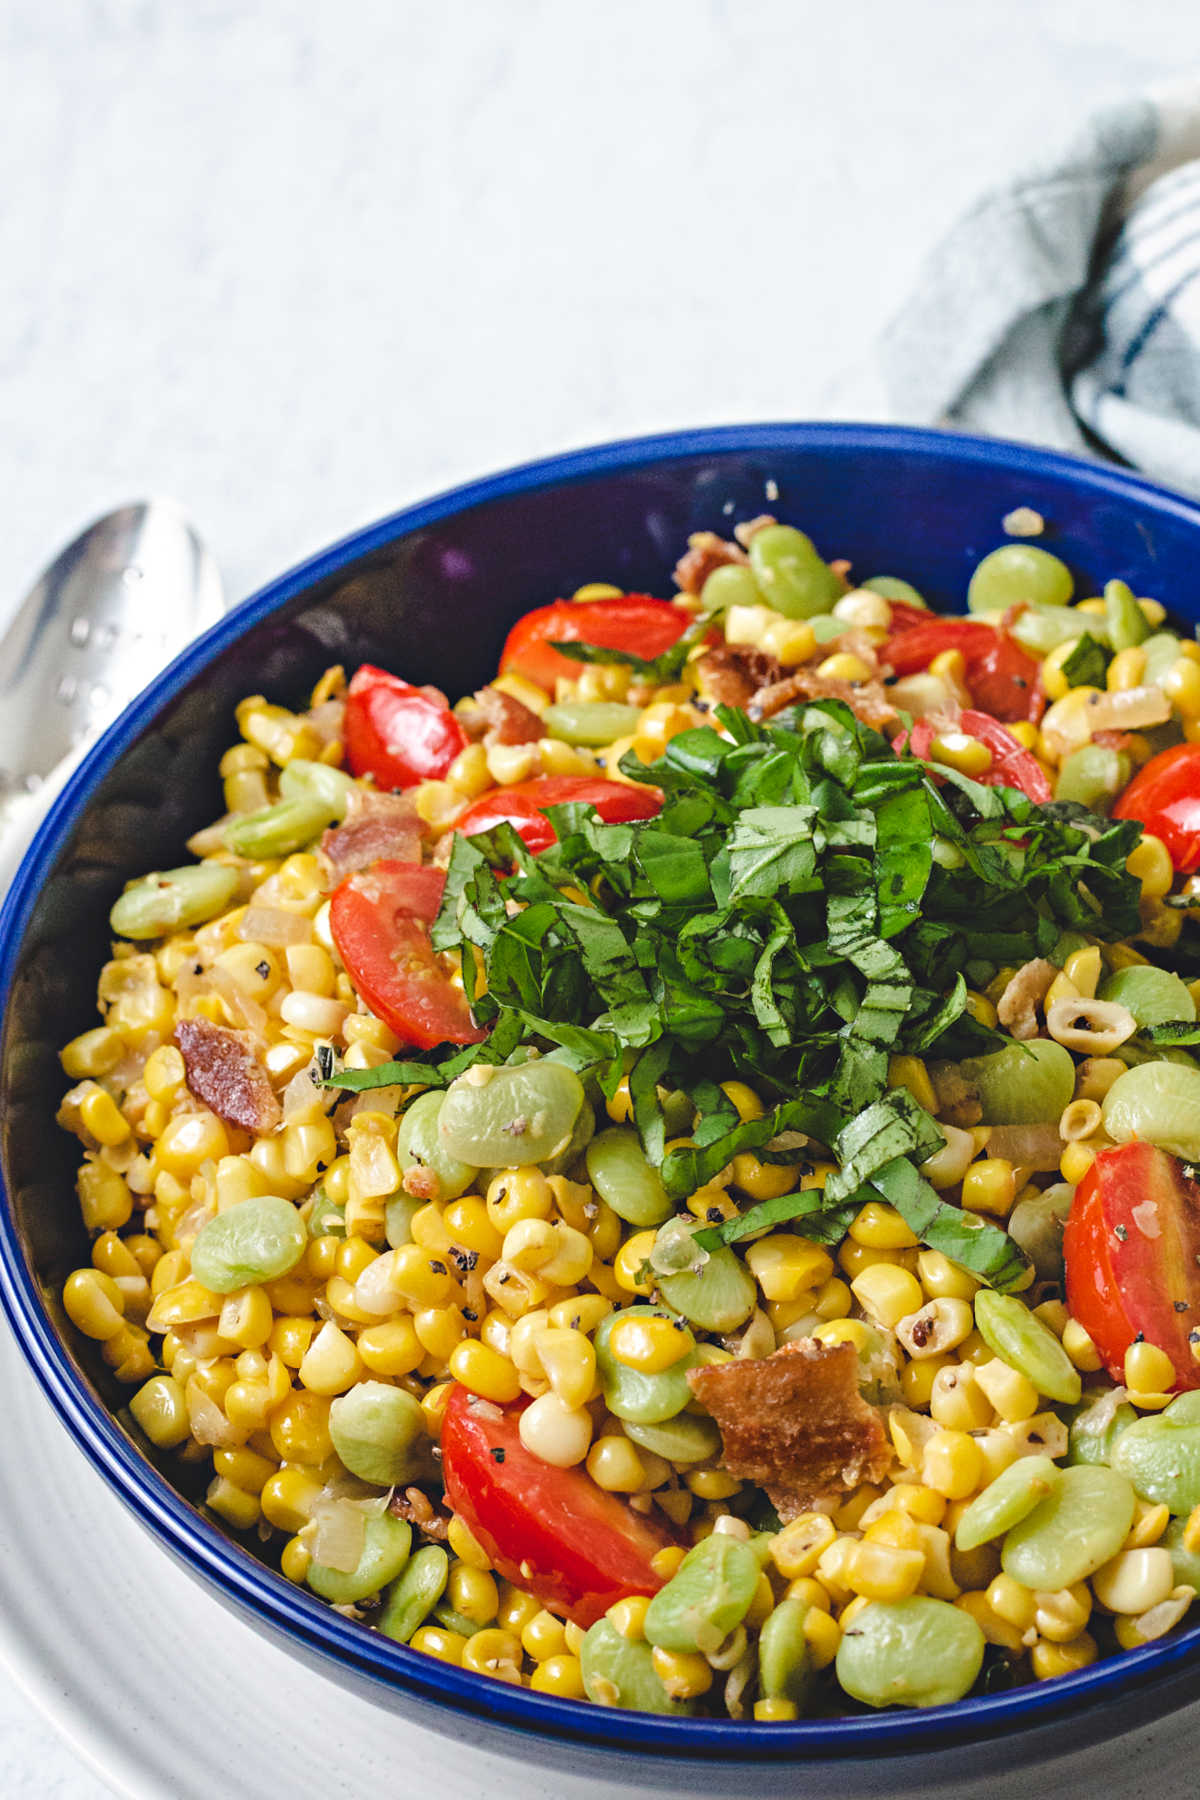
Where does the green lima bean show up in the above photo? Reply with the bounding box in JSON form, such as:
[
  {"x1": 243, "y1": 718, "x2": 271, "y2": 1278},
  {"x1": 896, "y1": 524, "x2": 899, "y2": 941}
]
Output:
[
  {"x1": 974, "y1": 1290, "x2": 1081, "y2": 1405},
  {"x1": 439, "y1": 1062, "x2": 585, "y2": 1167},
  {"x1": 586, "y1": 1128, "x2": 673, "y2": 1227},
  {"x1": 379, "y1": 1544, "x2": 449, "y2": 1643},
  {"x1": 1102, "y1": 1063, "x2": 1200, "y2": 1161},
  {"x1": 1111, "y1": 1392, "x2": 1200, "y2": 1514},
  {"x1": 328, "y1": 1381, "x2": 430, "y2": 1487},
  {"x1": 1001, "y1": 1464, "x2": 1135, "y2": 1590},
  {"x1": 110, "y1": 862, "x2": 240, "y2": 939},
  {"x1": 643, "y1": 1532, "x2": 761, "y2": 1656},
  {"x1": 836, "y1": 1597, "x2": 985, "y2": 1709},
  {"x1": 306, "y1": 1514, "x2": 413, "y2": 1605},
  {"x1": 190, "y1": 1195, "x2": 307, "y2": 1293}
]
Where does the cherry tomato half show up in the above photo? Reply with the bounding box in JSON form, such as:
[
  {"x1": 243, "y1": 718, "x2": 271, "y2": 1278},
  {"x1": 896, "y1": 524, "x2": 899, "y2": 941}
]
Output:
[
  {"x1": 329, "y1": 861, "x2": 485, "y2": 1049},
  {"x1": 1064, "y1": 1142, "x2": 1200, "y2": 1389},
  {"x1": 344, "y1": 664, "x2": 469, "y2": 790},
  {"x1": 1113, "y1": 743, "x2": 1200, "y2": 873},
  {"x1": 885, "y1": 619, "x2": 1044, "y2": 723},
  {"x1": 456, "y1": 775, "x2": 663, "y2": 855},
  {"x1": 904, "y1": 708, "x2": 1053, "y2": 804},
  {"x1": 440, "y1": 1385, "x2": 673, "y2": 1627},
  {"x1": 499, "y1": 595, "x2": 690, "y2": 694}
]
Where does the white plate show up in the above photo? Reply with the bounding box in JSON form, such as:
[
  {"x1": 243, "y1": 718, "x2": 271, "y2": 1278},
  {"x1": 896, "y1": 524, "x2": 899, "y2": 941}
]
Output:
[{"x1": 3, "y1": 1319, "x2": 1200, "y2": 1800}]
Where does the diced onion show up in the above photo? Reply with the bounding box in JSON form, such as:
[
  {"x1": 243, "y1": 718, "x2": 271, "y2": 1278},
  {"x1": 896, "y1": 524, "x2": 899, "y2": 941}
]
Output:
[
  {"x1": 303, "y1": 1498, "x2": 366, "y2": 1573},
  {"x1": 185, "y1": 1381, "x2": 241, "y2": 1448},
  {"x1": 238, "y1": 906, "x2": 312, "y2": 948},
  {"x1": 985, "y1": 1122, "x2": 1064, "y2": 1171},
  {"x1": 208, "y1": 962, "x2": 268, "y2": 1037}
]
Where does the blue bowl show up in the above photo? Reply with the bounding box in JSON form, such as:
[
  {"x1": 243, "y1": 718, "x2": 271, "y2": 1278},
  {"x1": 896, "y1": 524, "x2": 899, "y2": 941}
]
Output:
[{"x1": 4, "y1": 423, "x2": 1200, "y2": 1789}]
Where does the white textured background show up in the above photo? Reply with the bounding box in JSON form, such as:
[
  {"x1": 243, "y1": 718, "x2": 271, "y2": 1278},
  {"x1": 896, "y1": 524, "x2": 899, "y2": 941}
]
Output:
[{"x1": 5, "y1": 1, "x2": 1200, "y2": 1792}]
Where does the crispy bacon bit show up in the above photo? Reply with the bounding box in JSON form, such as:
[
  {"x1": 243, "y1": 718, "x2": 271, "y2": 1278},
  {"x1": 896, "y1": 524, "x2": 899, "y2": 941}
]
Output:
[
  {"x1": 173, "y1": 1018, "x2": 282, "y2": 1135},
  {"x1": 687, "y1": 1339, "x2": 890, "y2": 1521},
  {"x1": 696, "y1": 645, "x2": 784, "y2": 710},
  {"x1": 388, "y1": 1485, "x2": 450, "y2": 1541},
  {"x1": 473, "y1": 686, "x2": 545, "y2": 747},
  {"x1": 750, "y1": 668, "x2": 899, "y2": 732},
  {"x1": 400, "y1": 1163, "x2": 441, "y2": 1201},
  {"x1": 672, "y1": 530, "x2": 748, "y2": 596},
  {"x1": 997, "y1": 957, "x2": 1057, "y2": 1042},
  {"x1": 929, "y1": 1060, "x2": 982, "y2": 1128},
  {"x1": 320, "y1": 789, "x2": 422, "y2": 881}
]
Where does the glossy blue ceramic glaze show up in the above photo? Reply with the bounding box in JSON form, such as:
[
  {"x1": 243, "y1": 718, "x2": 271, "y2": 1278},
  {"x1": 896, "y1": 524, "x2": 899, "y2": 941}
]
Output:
[{"x1": 4, "y1": 423, "x2": 1200, "y2": 1788}]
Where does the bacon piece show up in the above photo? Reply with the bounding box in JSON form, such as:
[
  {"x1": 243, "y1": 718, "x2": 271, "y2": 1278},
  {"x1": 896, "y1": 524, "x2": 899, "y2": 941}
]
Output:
[
  {"x1": 320, "y1": 788, "x2": 422, "y2": 881},
  {"x1": 686, "y1": 1339, "x2": 890, "y2": 1521},
  {"x1": 173, "y1": 1017, "x2": 282, "y2": 1135},
  {"x1": 473, "y1": 686, "x2": 545, "y2": 747},
  {"x1": 696, "y1": 645, "x2": 784, "y2": 710},
  {"x1": 750, "y1": 667, "x2": 899, "y2": 732},
  {"x1": 388, "y1": 1485, "x2": 450, "y2": 1541},
  {"x1": 733, "y1": 513, "x2": 777, "y2": 549},
  {"x1": 672, "y1": 530, "x2": 748, "y2": 596}
]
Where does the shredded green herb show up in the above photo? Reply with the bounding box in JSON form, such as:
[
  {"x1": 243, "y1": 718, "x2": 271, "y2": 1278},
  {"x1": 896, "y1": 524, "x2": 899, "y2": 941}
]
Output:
[{"x1": 326, "y1": 699, "x2": 1144, "y2": 1291}]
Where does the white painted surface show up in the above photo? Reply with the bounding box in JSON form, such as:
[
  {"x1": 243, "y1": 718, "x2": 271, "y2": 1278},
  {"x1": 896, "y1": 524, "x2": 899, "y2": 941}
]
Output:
[{"x1": 4, "y1": 1, "x2": 1200, "y2": 1792}]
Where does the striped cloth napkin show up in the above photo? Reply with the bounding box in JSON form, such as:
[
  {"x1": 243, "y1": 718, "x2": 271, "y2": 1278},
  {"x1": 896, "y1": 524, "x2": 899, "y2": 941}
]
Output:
[{"x1": 875, "y1": 81, "x2": 1200, "y2": 499}]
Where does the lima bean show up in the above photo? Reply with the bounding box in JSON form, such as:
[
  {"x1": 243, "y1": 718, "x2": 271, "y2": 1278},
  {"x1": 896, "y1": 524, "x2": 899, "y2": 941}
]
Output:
[
  {"x1": 226, "y1": 794, "x2": 334, "y2": 858},
  {"x1": 699, "y1": 564, "x2": 764, "y2": 612},
  {"x1": 110, "y1": 862, "x2": 240, "y2": 939},
  {"x1": 329, "y1": 1381, "x2": 429, "y2": 1486},
  {"x1": 1099, "y1": 965, "x2": 1196, "y2": 1031},
  {"x1": 396, "y1": 1091, "x2": 477, "y2": 1202},
  {"x1": 967, "y1": 545, "x2": 1074, "y2": 616},
  {"x1": 278, "y1": 758, "x2": 356, "y2": 817},
  {"x1": 378, "y1": 1544, "x2": 449, "y2": 1643},
  {"x1": 542, "y1": 700, "x2": 642, "y2": 746},
  {"x1": 1054, "y1": 744, "x2": 1130, "y2": 811},
  {"x1": 974, "y1": 1290, "x2": 1081, "y2": 1405},
  {"x1": 1006, "y1": 1183, "x2": 1073, "y2": 1283},
  {"x1": 1163, "y1": 1516, "x2": 1200, "y2": 1591},
  {"x1": 643, "y1": 1532, "x2": 761, "y2": 1656},
  {"x1": 580, "y1": 1618, "x2": 696, "y2": 1715},
  {"x1": 863, "y1": 576, "x2": 927, "y2": 606},
  {"x1": 1103, "y1": 1063, "x2": 1200, "y2": 1161},
  {"x1": 954, "y1": 1456, "x2": 1061, "y2": 1552},
  {"x1": 960, "y1": 1040, "x2": 1075, "y2": 1127},
  {"x1": 748, "y1": 525, "x2": 842, "y2": 620},
  {"x1": 306, "y1": 1513, "x2": 412, "y2": 1605},
  {"x1": 836, "y1": 1597, "x2": 985, "y2": 1709},
  {"x1": 1111, "y1": 1392, "x2": 1200, "y2": 1514},
  {"x1": 1104, "y1": 578, "x2": 1151, "y2": 651},
  {"x1": 758, "y1": 1599, "x2": 812, "y2": 1706},
  {"x1": 1002, "y1": 1464, "x2": 1136, "y2": 1590},
  {"x1": 657, "y1": 1245, "x2": 757, "y2": 1334},
  {"x1": 622, "y1": 1413, "x2": 722, "y2": 1464},
  {"x1": 438, "y1": 1062, "x2": 585, "y2": 1168},
  {"x1": 306, "y1": 1188, "x2": 347, "y2": 1239},
  {"x1": 385, "y1": 1193, "x2": 423, "y2": 1248},
  {"x1": 190, "y1": 1194, "x2": 307, "y2": 1293},
  {"x1": 594, "y1": 1307, "x2": 698, "y2": 1425},
  {"x1": 586, "y1": 1128, "x2": 673, "y2": 1227}
]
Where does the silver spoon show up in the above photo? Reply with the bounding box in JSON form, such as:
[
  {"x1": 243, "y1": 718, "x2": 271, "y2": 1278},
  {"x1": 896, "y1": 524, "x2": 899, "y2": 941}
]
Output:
[{"x1": 0, "y1": 500, "x2": 225, "y2": 893}]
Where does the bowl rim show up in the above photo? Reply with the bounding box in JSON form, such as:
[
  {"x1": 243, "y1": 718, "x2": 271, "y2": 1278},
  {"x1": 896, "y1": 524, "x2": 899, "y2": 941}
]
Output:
[{"x1": 5, "y1": 418, "x2": 1200, "y2": 1759}]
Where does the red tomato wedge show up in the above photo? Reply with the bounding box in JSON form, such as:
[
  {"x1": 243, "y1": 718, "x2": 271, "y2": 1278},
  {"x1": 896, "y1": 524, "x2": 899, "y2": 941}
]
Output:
[
  {"x1": 903, "y1": 709, "x2": 1053, "y2": 804},
  {"x1": 329, "y1": 861, "x2": 485, "y2": 1049},
  {"x1": 1113, "y1": 744, "x2": 1200, "y2": 872},
  {"x1": 499, "y1": 595, "x2": 691, "y2": 693},
  {"x1": 1064, "y1": 1143, "x2": 1200, "y2": 1389},
  {"x1": 440, "y1": 1385, "x2": 673, "y2": 1626},
  {"x1": 884, "y1": 619, "x2": 1045, "y2": 723},
  {"x1": 456, "y1": 775, "x2": 664, "y2": 855},
  {"x1": 344, "y1": 664, "x2": 469, "y2": 790}
]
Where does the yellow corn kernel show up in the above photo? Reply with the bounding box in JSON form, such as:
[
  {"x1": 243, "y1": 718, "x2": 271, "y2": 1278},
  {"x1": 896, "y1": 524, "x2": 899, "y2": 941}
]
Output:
[
  {"x1": 496, "y1": 1584, "x2": 541, "y2": 1635},
  {"x1": 802, "y1": 1607, "x2": 840, "y2": 1669},
  {"x1": 1124, "y1": 1341, "x2": 1176, "y2": 1394},
  {"x1": 586, "y1": 1435, "x2": 646, "y2": 1493},
  {"x1": 929, "y1": 730, "x2": 994, "y2": 778},
  {"x1": 443, "y1": 1196, "x2": 503, "y2": 1261},
  {"x1": 224, "y1": 1380, "x2": 274, "y2": 1432},
  {"x1": 955, "y1": 1590, "x2": 1025, "y2": 1654},
  {"x1": 76, "y1": 1161, "x2": 134, "y2": 1234},
  {"x1": 410, "y1": 1304, "x2": 464, "y2": 1363},
  {"x1": 297, "y1": 1322, "x2": 363, "y2": 1396},
  {"x1": 269, "y1": 1314, "x2": 316, "y2": 1369},
  {"x1": 719, "y1": 1080, "x2": 764, "y2": 1122},
  {"x1": 729, "y1": 1153, "x2": 796, "y2": 1201},
  {"x1": 519, "y1": 1607, "x2": 568, "y2": 1662},
  {"x1": 812, "y1": 1318, "x2": 872, "y2": 1355},
  {"x1": 961, "y1": 1158, "x2": 1017, "y2": 1219},
  {"x1": 449, "y1": 1339, "x2": 522, "y2": 1404},
  {"x1": 1061, "y1": 1318, "x2": 1103, "y2": 1373},
  {"x1": 156, "y1": 1111, "x2": 231, "y2": 1179},
  {"x1": 609, "y1": 1595, "x2": 651, "y2": 1642},
  {"x1": 922, "y1": 1429, "x2": 984, "y2": 1500},
  {"x1": 1106, "y1": 645, "x2": 1148, "y2": 692},
  {"x1": 973, "y1": 1358, "x2": 1039, "y2": 1424},
  {"x1": 410, "y1": 1625, "x2": 468, "y2": 1666},
  {"x1": 206, "y1": 1477, "x2": 261, "y2": 1531},
  {"x1": 1126, "y1": 833, "x2": 1175, "y2": 902},
  {"x1": 1165, "y1": 656, "x2": 1200, "y2": 718},
  {"x1": 216, "y1": 1287, "x2": 274, "y2": 1352},
  {"x1": 529, "y1": 1654, "x2": 585, "y2": 1697},
  {"x1": 76, "y1": 1084, "x2": 131, "y2": 1147},
  {"x1": 929, "y1": 1364, "x2": 992, "y2": 1432},
  {"x1": 850, "y1": 1263, "x2": 924, "y2": 1329},
  {"x1": 63, "y1": 1268, "x2": 126, "y2": 1341},
  {"x1": 62, "y1": 1027, "x2": 125, "y2": 1079},
  {"x1": 1034, "y1": 1583, "x2": 1092, "y2": 1643},
  {"x1": 817, "y1": 651, "x2": 873, "y2": 683},
  {"x1": 1040, "y1": 639, "x2": 1080, "y2": 702},
  {"x1": 809, "y1": 1276, "x2": 853, "y2": 1322},
  {"x1": 899, "y1": 1355, "x2": 951, "y2": 1410},
  {"x1": 445, "y1": 1563, "x2": 499, "y2": 1628},
  {"x1": 260, "y1": 1466, "x2": 325, "y2": 1533},
  {"x1": 277, "y1": 1535, "x2": 310, "y2": 1584},
  {"x1": 213, "y1": 1445, "x2": 277, "y2": 1496},
  {"x1": 745, "y1": 1234, "x2": 834, "y2": 1301},
  {"x1": 844, "y1": 1539, "x2": 925, "y2": 1603},
  {"x1": 848, "y1": 1201, "x2": 919, "y2": 1252},
  {"x1": 686, "y1": 1468, "x2": 742, "y2": 1500},
  {"x1": 441, "y1": 1511, "x2": 490, "y2": 1572},
  {"x1": 461, "y1": 1626, "x2": 524, "y2": 1683},
  {"x1": 1060, "y1": 1140, "x2": 1099, "y2": 1186},
  {"x1": 485, "y1": 1167, "x2": 553, "y2": 1234},
  {"x1": 1031, "y1": 1633, "x2": 1097, "y2": 1679},
  {"x1": 613, "y1": 1229, "x2": 658, "y2": 1295},
  {"x1": 129, "y1": 1373, "x2": 190, "y2": 1448},
  {"x1": 650, "y1": 1644, "x2": 715, "y2": 1699},
  {"x1": 885, "y1": 1054, "x2": 938, "y2": 1115},
  {"x1": 916, "y1": 1249, "x2": 979, "y2": 1303},
  {"x1": 1114, "y1": 1587, "x2": 1197, "y2": 1649},
  {"x1": 986, "y1": 1573, "x2": 1037, "y2": 1630},
  {"x1": 1124, "y1": 1500, "x2": 1171, "y2": 1551},
  {"x1": 534, "y1": 1327, "x2": 597, "y2": 1408},
  {"x1": 771, "y1": 1512, "x2": 837, "y2": 1581}
]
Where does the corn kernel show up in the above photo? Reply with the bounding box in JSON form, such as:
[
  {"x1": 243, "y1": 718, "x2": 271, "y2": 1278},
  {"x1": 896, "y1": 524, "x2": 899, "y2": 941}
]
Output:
[
  {"x1": 449, "y1": 1339, "x2": 522, "y2": 1404},
  {"x1": 1030, "y1": 1632, "x2": 1098, "y2": 1679},
  {"x1": 922, "y1": 1429, "x2": 984, "y2": 1500},
  {"x1": 729, "y1": 1153, "x2": 796, "y2": 1201},
  {"x1": 850, "y1": 1263, "x2": 924, "y2": 1328},
  {"x1": 771, "y1": 1512, "x2": 837, "y2": 1580},
  {"x1": 961, "y1": 1158, "x2": 1017, "y2": 1218},
  {"x1": 849, "y1": 1200, "x2": 919, "y2": 1251},
  {"x1": 1126, "y1": 834, "x2": 1175, "y2": 902},
  {"x1": 609, "y1": 1596, "x2": 650, "y2": 1641},
  {"x1": 844, "y1": 1539, "x2": 925, "y2": 1603},
  {"x1": 817, "y1": 651, "x2": 873, "y2": 683},
  {"x1": 529, "y1": 1654, "x2": 585, "y2": 1697},
  {"x1": 1124, "y1": 1341, "x2": 1176, "y2": 1394},
  {"x1": 745, "y1": 1234, "x2": 834, "y2": 1300}
]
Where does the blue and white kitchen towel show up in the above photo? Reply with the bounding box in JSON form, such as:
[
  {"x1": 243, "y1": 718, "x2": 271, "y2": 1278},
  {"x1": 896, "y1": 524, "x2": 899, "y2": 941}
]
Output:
[{"x1": 874, "y1": 79, "x2": 1200, "y2": 499}]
